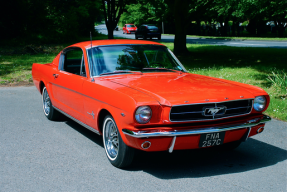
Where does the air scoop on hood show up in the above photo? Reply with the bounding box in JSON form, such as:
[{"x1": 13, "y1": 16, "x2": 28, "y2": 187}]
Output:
[{"x1": 105, "y1": 73, "x2": 255, "y2": 106}]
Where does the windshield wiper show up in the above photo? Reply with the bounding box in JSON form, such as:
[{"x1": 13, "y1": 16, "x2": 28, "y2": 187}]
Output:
[
  {"x1": 142, "y1": 68, "x2": 184, "y2": 73},
  {"x1": 100, "y1": 70, "x2": 142, "y2": 76}
]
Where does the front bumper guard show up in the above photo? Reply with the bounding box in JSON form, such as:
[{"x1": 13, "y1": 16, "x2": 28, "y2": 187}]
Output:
[{"x1": 122, "y1": 115, "x2": 271, "y2": 153}]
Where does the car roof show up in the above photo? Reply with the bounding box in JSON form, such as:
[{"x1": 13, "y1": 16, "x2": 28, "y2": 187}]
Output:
[{"x1": 69, "y1": 39, "x2": 165, "y2": 49}]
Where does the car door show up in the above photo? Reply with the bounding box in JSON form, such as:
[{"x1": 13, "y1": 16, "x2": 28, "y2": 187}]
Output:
[{"x1": 51, "y1": 47, "x2": 86, "y2": 122}]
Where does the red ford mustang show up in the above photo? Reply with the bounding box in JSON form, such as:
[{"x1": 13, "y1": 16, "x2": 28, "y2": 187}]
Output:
[{"x1": 32, "y1": 39, "x2": 271, "y2": 168}]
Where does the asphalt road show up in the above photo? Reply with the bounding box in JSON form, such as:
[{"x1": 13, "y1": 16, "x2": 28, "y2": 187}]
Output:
[
  {"x1": 0, "y1": 86, "x2": 286, "y2": 191},
  {"x1": 95, "y1": 24, "x2": 287, "y2": 48}
]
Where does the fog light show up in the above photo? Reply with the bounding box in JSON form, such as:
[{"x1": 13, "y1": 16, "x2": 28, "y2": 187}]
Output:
[
  {"x1": 141, "y1": 141, "x2": 151, "y2": 149},
  {"x1": 257, "y1": 127, "x2": 264, "y2": 133}
]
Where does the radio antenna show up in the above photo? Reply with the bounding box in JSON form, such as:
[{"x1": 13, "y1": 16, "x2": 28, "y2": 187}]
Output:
[{"x1": 90, "y1": 31, "x2": 95, "y2": 81}]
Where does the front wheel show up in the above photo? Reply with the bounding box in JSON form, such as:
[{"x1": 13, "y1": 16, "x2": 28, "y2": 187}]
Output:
[
  {"x1": 103, "y1": 115, "x2": 135, "y2": 168},
  {"x1": 42, "y1": 86, "x2": 61, "y2": 121}
]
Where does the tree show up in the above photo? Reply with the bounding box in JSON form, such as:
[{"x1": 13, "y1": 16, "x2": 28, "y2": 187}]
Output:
[
  {"x1": 102, "y1": 0, "x2": 127, "y2": 39},
  {"x1": 0, "y1": 0, "x2": 102, "y2": 44},
  {"x1": 165, "y1": 0, "x2": 192, "y2": 54}
]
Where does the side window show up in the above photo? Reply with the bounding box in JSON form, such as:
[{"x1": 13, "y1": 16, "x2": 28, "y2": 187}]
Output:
[{"x1": 61, "y1": 48, "x2": 86, "y2": 77}]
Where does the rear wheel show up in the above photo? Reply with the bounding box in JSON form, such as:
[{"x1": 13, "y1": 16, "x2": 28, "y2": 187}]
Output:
[
  {"x1": 42, "y1": 86, "x2": 60, "y2": 121},
  {"x1": 103, "y1": 115, "x2": 135, "y2": 168}
]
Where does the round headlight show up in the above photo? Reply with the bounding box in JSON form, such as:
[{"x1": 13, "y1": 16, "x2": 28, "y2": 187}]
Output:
[
  {"x1": 253, "y1": 96, "x2": 266, "y2": 112},
  {"x1": 135, "y1": 106, "x2": 152, "y2": 124}
]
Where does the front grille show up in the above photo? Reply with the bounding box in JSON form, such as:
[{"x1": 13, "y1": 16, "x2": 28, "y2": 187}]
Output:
[{"x1": 170, "y1": 99, "x2": 253, "y2": 122}]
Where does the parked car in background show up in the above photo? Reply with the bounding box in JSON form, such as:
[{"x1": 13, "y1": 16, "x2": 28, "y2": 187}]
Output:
[
  {"x1": 32, "y1": 39, "x2": 271, "y2": 168},
  {"x1": 135, "y1": 24, "x2": 161, "y2": 40},
  {"x1": 123, "y1": 24, "x2": 137, "y2": 34}
]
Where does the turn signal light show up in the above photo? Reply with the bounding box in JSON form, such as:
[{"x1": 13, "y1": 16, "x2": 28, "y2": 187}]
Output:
[
  {"x1": 257, "y1": 127, "x2": 264, "y2": 133},
  {"x1": 141, "y1": 141, "x2": 151, "y2": 149}
]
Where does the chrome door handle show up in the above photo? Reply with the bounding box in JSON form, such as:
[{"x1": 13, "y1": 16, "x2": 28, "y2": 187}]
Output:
[{"x1": 53, "y1": 74, "x2": 59, "y2": 79}]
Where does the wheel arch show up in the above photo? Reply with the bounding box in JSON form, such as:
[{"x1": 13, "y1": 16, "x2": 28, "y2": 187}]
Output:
[
  {"x1": 39, "y1": 81, "x2": 45, "y2": 94},
  {"x1": 98, "y1": 109, "x2": 112, "y2": 134}
]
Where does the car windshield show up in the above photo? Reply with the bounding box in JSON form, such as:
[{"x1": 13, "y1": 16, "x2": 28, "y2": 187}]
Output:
[
  {"x1": 87, "y1": 45, "x2": 186, "y2": 76},
  {"x1": 127, "y1": 25, "x2": 135, "y2": 27},
  {"x1": 147, "y1": 26, "x2": 158, "y2": 30}
]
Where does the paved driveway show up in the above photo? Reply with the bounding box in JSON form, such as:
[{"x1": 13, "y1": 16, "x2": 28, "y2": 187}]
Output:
[
  {"x1": 0, "y1": 86, "x2": 286, "y2": 191},
  {"x1": 95, "y1": 24, "x2": 287, "y2": 48}
]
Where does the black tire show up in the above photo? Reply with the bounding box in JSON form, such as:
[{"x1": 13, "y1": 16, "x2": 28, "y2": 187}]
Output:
[
  {"x1": 103, "y1": 115, "x2": 135, "y2": 168},
  {"x1": 135, "y1": 34, "x2": 138, "y2": 39},
  {"x1": 143, "y1": 35, "x2": 147, "y2": 40},
  {"x1": 42, "y1": 86, "x2": 61, "y2": 121},
  {"x1": 158, "y1": 35, "x2": 161, "y2": 40}
]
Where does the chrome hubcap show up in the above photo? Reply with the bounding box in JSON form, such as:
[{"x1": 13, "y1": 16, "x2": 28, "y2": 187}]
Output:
[
  {"x1": 104, "y1": 118, "x2": 119, "y2": 160},
  {"x1": 43, "y1": 88, "x2": 51, "y2": 116}
]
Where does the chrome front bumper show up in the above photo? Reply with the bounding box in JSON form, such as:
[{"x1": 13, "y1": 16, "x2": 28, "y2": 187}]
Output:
[{"x1": 122, "y1": 115, "x2": 271, "y2": 138}]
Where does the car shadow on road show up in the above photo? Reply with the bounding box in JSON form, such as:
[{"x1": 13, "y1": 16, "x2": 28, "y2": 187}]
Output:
[
  {"x1": 63, "y1": 117, "x2": 104, "y2": 148},
  {"x1": 128, "y1": 139, "x2": 287, "y2": 179},
  {"x1": 63, "y1": 117, "x2": 286, "y2": 179}
]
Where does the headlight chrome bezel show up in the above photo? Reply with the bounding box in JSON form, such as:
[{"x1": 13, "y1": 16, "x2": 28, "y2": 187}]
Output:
[
  {"x1": 253, "y1": 96, "x2": 267, "y2": 112},
  {"x1": 135, "y1": 106, "x2": 152, "y2": 124}
]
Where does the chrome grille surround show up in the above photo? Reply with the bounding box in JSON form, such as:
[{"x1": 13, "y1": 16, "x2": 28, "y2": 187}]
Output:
[{"x1": 169, "y1": 99, "x2": 253, "y2": 122}]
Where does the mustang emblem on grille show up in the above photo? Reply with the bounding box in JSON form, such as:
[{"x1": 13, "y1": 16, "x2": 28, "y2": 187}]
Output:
[
  {"x1": 203, "y1": 106, "x2": 226, "y2": 119},
  {"x1": 208, "y1": 108, "x2": 223, "y2": 115}
]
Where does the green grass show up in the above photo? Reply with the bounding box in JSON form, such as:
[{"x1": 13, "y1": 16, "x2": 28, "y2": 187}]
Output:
[
  {"x1": 0, "y1": 54, "x2": 56, "y2": 85},
  {"x1": 163, "y1": 34, "x2": 287, "y2": 41},
  {"x1": 0, "y1": 38, "x2": 286, "y2": 121}
]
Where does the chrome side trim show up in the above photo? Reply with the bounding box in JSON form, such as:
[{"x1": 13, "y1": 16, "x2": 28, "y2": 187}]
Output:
[
  {"x1": 168, "y1": 136, "x2": 177, "y2": 153},
  {"x1": 122, "y1": 115, "x2": 271, "y2": 138},
  {"x1": 169, "y1": 99, "x2": 254, "y2": 122},
  {"x1": 54, "y1": 106, "x2": 100, "y2": 135}
]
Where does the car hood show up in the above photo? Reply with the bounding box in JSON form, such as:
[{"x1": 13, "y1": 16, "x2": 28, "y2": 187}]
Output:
[{"x1": 105, "y1": 73, "x2": 265, "y2": 106}]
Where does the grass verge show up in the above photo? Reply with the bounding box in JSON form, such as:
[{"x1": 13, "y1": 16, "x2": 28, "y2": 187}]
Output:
[
  {"x1": 163, "y1": 34, "x2": 287, "y2": 41},
  {"x1": 0, "y1": 38, "x2": 286, "y2": 121}
]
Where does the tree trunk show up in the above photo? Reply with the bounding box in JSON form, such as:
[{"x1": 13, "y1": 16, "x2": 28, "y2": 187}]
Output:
[
  {"x1": 236, "y1": 22, "x2": 241, "y2": 36},
  {"x1": 222, "y1": 18, "x2": 229, "y2": 36},
  {"x1": 171, "y1": 0, "x2": 189, "y2": 55},
  {"x1": 196, "y1": 20, "x2": 201, "y2": 35},
  {"x1": 107, "y1": 23, "x2": 114, "y2": 39},
  {"x1": 232, "y1": 21, "x2": 236, "y2": 36},
  {"x1": 102, "y1": 0, "x2": 123, "y2": 39}
]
